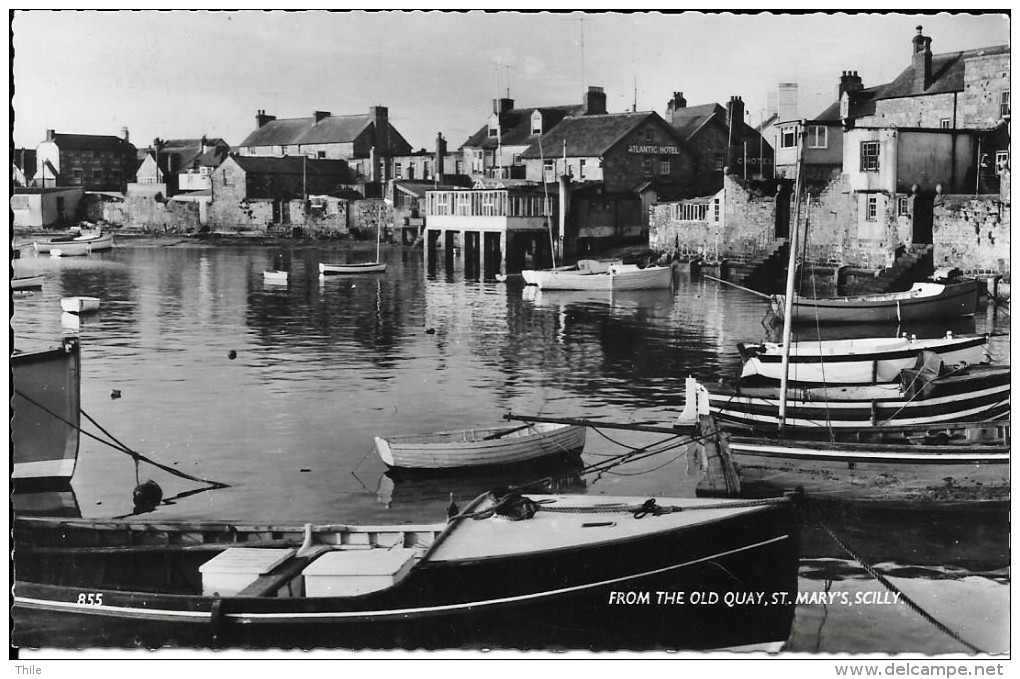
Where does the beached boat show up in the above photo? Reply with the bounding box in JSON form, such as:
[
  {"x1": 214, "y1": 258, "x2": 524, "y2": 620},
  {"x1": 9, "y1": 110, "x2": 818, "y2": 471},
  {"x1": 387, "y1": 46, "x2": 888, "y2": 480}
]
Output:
[
  {"x1": 772, "y1": 280, "x2": 980, "y2": 325},
  {"x1": 12, "y1": 337, "x2": 81, "y2": 485},
  {"x1": 737, "y1": 332, "x2": 989, "y2": 385},
  {"x1": 534, "y1": 264, "x2": 673, "y2": 291},
  {"x1": 60, "y1": 296, "x2": 101, "y2": 314},
  {"x1": 726, "y1": 421, "x2": 1010, "y2": 510},
  {"x1": 49, "y1": 242, "x2": 92, "y2": 257},
  {"x1": 33, "y1": 231, "x2": 82, "y2": 253},
  {"x1": 11, "y1": 488, "x2": 799, "y2": 650},
  {"x1": 12, "y1": 274, "x2": 44, "y2": 290},
  {"x1": 263, "y1": 270, "x2": 289, "y2": 282},
  {"x1": 374, "y1": 422, "x2": 586, "y2": 470},
  {"x1": 695, "y1": 364, "x2": 1010, "y2": 430}
]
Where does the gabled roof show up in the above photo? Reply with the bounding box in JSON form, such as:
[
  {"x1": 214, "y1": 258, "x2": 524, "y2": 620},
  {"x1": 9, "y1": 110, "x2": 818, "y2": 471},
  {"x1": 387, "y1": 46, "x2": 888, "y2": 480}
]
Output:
[
  {"x1": 239, "y1": 115, "x2": 373, "y2": 147},
  {"x1": 668, "y1": 104, "x2": 727, "y2": 141},
  {"x1": 876, "y1": 44, "x2": 1009, "y2": 100},
  {"x1": 518, "y1": 112, "x2": 674, "y2": 159},
  {"x1": 228, "y1": 154, "x2": 353, "y2": 179},
  {"x1": 46, "y1": 133, "x2": 135, "y2": 152},
  {"x1": 461, "y1": 104, "x2": 585, "y2": 150}
]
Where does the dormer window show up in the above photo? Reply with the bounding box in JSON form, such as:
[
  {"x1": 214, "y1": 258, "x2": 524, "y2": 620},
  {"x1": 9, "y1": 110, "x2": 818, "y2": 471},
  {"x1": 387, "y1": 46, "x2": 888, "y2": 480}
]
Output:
[
  {"x1": 531, "y1": 110, "x2": 543, "y2": 135},
  {"x1": 488, "y1": 113, "x2": 500, "y2": 138}
]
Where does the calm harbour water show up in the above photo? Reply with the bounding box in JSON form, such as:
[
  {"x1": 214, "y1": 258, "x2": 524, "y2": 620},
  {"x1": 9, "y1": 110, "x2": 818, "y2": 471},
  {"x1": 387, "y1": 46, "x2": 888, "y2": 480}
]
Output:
[{"x1": 10, "y1": 237, "x2": 1010, "y2": 655}]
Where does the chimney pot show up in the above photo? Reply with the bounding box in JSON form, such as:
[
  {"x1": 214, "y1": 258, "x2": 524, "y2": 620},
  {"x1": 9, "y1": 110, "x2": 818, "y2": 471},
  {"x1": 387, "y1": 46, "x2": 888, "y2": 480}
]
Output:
[
  {"x1": 46, "y1": 129, "x2": 55, "y2": 141},
  {"x1": 314, "y1": 110, "x2": 331, "y2": 123}
]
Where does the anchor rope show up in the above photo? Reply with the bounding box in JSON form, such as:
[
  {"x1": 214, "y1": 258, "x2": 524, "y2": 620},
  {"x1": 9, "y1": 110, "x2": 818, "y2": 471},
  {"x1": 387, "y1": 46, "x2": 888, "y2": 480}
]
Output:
[
  {"x1": 15, "y1": 391, "x2": 229, "y2": 489},
  {"x1": 817, "y1": 521, "x2": 985, "y2": 654}
]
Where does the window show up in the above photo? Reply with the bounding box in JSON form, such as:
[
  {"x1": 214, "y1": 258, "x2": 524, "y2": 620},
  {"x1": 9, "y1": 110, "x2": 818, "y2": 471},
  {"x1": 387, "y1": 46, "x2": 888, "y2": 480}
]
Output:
[
  {"x1": 713, "y1": 199, "x2": 720, "y2": 222},
  {"x1": 407, "y1": 165, "x2": 415, "y2": 180},
  {"x1": 543, "y1": 160, "x2": 555, "y2": 178},
  {"x1": 1001, "y1": 91, "x2": 1010, "y2": 118},
  {"x1": 72, "y1": 169, "x2": 83, "y2": 185},
  {"x1": 780, "y1": 127, "x2": 797, "y2": 149},
  {"x1": 866, "y1": 196, "x2": 878, "y2": 221},
  {"x1": 995, "y1": 150, "x2": 1009, "y2": 172},
  {"x1": 531, "y1": 111, "x2": 543, "y2": 135},
  {"x1": 578, "y1": 159, "x2": 586, "y2": 178},
  {"x1": 897, "y1": 197, "x2": 910, "y2": 216},
  {"x1": 512, "y1": 154, "x2": 522, "y2": 166},
  {"x1": 642, "y1": 157, "x2": 653, "y2": 175},
  {"x1": 939, "y1": 119, "x2": 951, "y2": 129},
  {"x1": 488, "y1": 125, "x2": 498, "y2": 138},
  {"x1": 806, "y1": 125, "x2": 827, "y2": 148},
  {"x1": 659, "y1": 158, "x2": 670, "y2": 175},
  {"x1": 394, "y1": 162, "x2": 402, "y2": 179},
  {"x1": 317, "y1": 151, "x2": 326, "y2": 159},
  {"x1": 455, "y1": 160, "x2": 464, "y2": 174},
  {"x1": 714, "y1": 154, "x2": 725, "y2": 171},
  {"x1": 861, "y1": 141, "x2": 880, "y2": 171}
]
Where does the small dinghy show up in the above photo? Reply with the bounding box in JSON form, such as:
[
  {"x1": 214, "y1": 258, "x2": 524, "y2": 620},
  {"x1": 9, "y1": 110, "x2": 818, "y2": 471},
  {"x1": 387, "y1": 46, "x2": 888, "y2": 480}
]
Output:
[
  {"x1": 60, "y1": 296, "x2": 101, "y2": 314},
  {"x1": 49, "y1": 242, "x2": 92, "y2": 258},
  {"x1": 12, "y1": 274, "x2": 44, "y2": 291},
  {"x1": 263, "y1": 270, "x2": 289, "y2": 282},
  {"x1": 374, "y1": 422, "x2": 586, "y2": 470}
]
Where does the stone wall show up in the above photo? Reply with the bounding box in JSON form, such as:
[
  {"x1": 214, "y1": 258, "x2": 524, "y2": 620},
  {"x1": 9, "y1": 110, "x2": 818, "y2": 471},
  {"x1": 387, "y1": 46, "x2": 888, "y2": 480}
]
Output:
[
  {"x1": 962, "y1": 53, "x2": 1011, "y2": 128},
  {"x1": 932, "y1": 194, "x2": 1010, "y2": 275},
  {"x1": 117, "y1": 194, "x2": 202, "y2": 232},
  {"x1": 208, "y1": 197, "x2": 274, "y2": 234},
  {"x1": 349, "y1": 198, "x2": 395, "y2": 241}
]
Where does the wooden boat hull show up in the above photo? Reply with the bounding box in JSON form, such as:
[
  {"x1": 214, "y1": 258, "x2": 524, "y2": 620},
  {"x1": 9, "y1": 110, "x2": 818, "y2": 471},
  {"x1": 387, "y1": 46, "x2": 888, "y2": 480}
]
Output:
[
  {"x1": 12, "y1": 274, "x2": 44, "y2": 290},
  {"x1": 60, "y1": 296, "x2": 101, "y2": 314},
  {"x1": 12, "y1": 494, "x2": 798, "y2": 650},
  {"x1": 319, "y1": 262, "x2": 387, "y2": 275},
  {"x1": 535, "y1": 265, "x2": 672, "y2": 291},
  {"x1": 738, "y1": 333, "x2": 989, "y2": 385},
  {"x1": 49, "y1": 242, "x2": 92, "y2": 257},
  {"x1": 12, "y1": 338, "x2": 81, "y2": 484},
  {"x1": 775, "y1": 281, "x2": 980, "y2": 324},
  {"x1": 263, "y1": 270, "x2": 288, "y2": 282},
  {"x1": 728, "y1": 423, "x2": 1009, "y2": 510},
  {"x1": 77, "y1": 231, "x2": 113, "y2": 251},
  {"x1": 710, "y1": 366, "x2": 1010, "y2": 430},
  {"x1": 375, "y1": 423, "x2": 586, "y2": 470}
]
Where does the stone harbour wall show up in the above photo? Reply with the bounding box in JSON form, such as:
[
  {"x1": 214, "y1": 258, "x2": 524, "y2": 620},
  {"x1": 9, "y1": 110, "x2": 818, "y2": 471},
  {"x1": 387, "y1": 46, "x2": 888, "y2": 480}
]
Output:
[{"x1": 933, "y1": 194, "x2": 1010, "y2": 275}]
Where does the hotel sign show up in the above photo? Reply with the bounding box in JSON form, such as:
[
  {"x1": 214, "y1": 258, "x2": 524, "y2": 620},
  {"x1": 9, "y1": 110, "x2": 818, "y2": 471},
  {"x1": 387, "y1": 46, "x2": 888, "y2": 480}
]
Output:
[{"x1": 627, "y1": 145, "x2": 680, "y2": 155}]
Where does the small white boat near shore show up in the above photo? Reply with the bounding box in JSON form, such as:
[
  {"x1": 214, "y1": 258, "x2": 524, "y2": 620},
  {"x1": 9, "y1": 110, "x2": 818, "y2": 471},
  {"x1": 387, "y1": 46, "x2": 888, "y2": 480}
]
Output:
[
  {"x1": 319, "y1": 261, "x2": 386, "y2": 275},
  {"x1": 49, "y1": 242, "x2": 92, "y2": 258},
  {"x1": 534, "y1": 264, "x2": 673, "y2": 291},
  {"x1": 263, "y1": 270, "x2": 289, "y2": 282},
  {"x1": 12, "y1": 274, "x2": 44, "y2": 291},
  {"x1": 375, "y1": 422, "x2": 586, "y2": 470},
  {"x1": 60, "y1": 296, "x2": 101, "y2": 314}
]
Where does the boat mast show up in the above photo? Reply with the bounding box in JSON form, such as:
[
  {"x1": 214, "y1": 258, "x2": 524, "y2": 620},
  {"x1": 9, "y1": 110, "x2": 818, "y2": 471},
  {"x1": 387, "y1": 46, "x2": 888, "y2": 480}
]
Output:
[
  {"x1": 539, "y1": 136, "x2": 556, "y2": 268},
  {"x1": 778, "y1": 121, "x2": 806, "y2": 432}
]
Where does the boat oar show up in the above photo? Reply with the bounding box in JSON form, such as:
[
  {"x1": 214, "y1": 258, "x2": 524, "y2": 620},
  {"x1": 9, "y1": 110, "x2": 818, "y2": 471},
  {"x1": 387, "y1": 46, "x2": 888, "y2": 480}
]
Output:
[
  {"x1": 703, "y1": 274, "x2": 773, "y2": 300},
  {"x1": 483, "y1": 424, "x2": 533, "y2": 440}
]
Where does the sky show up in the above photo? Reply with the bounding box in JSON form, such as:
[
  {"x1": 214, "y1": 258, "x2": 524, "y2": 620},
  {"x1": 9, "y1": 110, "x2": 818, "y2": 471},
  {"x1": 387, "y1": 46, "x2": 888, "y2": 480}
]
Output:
[{"x1": 10, "y1": 11, "x2": 1011, "y2": 153}]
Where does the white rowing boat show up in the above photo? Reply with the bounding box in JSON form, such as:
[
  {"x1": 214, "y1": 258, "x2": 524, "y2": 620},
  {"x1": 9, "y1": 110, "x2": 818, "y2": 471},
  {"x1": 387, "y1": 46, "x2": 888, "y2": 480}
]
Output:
[{"x1": 60, "y1": 296, "x2": 101, "y2": 314}]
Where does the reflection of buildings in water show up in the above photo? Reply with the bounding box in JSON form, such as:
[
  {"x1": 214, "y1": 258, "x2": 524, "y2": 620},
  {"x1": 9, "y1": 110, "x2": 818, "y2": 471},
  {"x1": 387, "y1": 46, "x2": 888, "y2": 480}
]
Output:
[{"x1": 12, "y1": 488, "x2": 81, "y2": 519}]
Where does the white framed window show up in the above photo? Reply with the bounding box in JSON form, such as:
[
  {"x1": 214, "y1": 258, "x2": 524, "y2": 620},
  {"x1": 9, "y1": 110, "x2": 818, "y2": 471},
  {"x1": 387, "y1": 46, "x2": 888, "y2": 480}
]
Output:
[
  {"x1": 897, "y1": 196, "x2": 910, "y2": 216},
  {"x1": 658, "y1": 159, "x2": 670, "y2": 175},
  {"x1": 394, "y1": 162, "x2": 403, "y2": 179},
  {"x1": 714, "y1": 154, "x2": 724, "y2": 171},
  {"x1": 861, "y1": 141, "x2": 880, "y2": 171},
  {"x1": 543, "y1": 159, "x2": 554, "y2": 179},
  {"x1": 578, "y1": 159, "x2": 586, "y2": 178},
  {"x1": 866, "y1": 195, "x2": 878, "y2": 221},
  {"x1": 713, "y1": 199, "x2": 720, "y2": 222},
  {"x1": 1001, "y1": 91, "x2": 1010, "y2": 118},
  {"x1": 642, "y1": 157, "x2": 653, "y2": 175},
  {"x1": 531, "y1": 111, "x2": 543, "y2": 135},
  {"x1": 72, "y1": 168, "x2": 83, "y2": 184},
  {"x1": 780, "y1": 127, "x2": 797, "y2": 149},
  {"x1": 995, "y1": 150, "x2": 1009, "y2": 171},
  {"x1": 939, "y1": 118, "x2": 951, "y2": 129},
  {"x1": 512, "y1": 154, "x2": 522, "y2": 166},
  {"x1": 317, "y1": 151, "x2": 326, "y2": 159},
  {"x1": 806, "y1": 125, "x2": 827, "y2": 148}
]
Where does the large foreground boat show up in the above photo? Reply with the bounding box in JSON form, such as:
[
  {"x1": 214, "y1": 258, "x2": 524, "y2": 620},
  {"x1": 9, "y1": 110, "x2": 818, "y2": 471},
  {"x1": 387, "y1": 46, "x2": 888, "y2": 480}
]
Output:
[
  {"x1": 374, "y1": 422, "x2": 586, "y2": 470},
  {"x1": 12, "y1": 489, "x2": 799, "y2": 650},
  {"x1": 12, "y1": 337, "x2": 82, "y2": 485},
  {"x1": 772, "y1": 280, "x2": 980, "y2": 325}
]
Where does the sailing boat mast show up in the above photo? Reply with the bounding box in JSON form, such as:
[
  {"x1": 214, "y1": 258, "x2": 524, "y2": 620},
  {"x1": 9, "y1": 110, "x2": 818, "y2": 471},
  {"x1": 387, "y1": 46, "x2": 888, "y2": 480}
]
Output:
[
  {"x1": 539, "y1": 136, "x2": 556, "y2": 268},
  {"x1": 778, "y1": 121, "x2": 807, "y2": 431}
]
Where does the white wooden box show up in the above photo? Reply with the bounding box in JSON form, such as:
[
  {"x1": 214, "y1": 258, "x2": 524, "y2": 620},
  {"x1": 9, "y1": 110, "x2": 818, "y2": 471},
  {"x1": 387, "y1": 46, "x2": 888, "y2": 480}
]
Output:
[
  {"x1": 199, "y1": 548, "x2": 294, "y2": 596},
  {"x1": 303, "y1": 548, "x2": 418, "y2": 597}
]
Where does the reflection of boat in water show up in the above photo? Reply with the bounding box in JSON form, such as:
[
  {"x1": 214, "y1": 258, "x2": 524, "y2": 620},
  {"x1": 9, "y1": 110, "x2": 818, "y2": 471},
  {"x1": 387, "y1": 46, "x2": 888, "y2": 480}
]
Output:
[
  {"x1": 12, "y1": 488, "x2": 81, "y2": 519},
  {"x1": 12, "y1": 337, "x2": 81, "y2": 486},
  {"x1": 526, "y1": 286, "x2": 676, "y2": 310},
  {"x1": 13, "y1": 489, "x2": 800, "y2": 651}
]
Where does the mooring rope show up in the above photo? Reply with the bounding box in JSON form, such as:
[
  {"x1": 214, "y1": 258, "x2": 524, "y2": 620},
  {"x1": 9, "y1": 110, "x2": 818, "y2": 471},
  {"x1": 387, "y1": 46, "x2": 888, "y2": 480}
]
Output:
[
  {"x1": 818, "y1": 521, "x2": 985, "y2": 654},
  {"x1": 15, "y1": 391, "x2": 229, "y2": 489}
]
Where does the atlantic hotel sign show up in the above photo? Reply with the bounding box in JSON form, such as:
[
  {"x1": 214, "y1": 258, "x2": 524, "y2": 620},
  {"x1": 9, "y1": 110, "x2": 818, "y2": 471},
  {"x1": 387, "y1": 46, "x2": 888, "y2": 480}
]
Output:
[{"x1": 627, "y1": 145, "x2": 680, "y2": 155}]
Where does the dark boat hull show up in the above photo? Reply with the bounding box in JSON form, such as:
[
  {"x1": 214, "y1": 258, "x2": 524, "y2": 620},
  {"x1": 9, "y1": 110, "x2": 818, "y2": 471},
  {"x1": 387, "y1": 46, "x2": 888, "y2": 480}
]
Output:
[
  {"x1": 781, "y1": 280, "x2": 980, "y2": 324},
  {"x1": 13, "y1": 501, "x2": 799, "y2": 651}
]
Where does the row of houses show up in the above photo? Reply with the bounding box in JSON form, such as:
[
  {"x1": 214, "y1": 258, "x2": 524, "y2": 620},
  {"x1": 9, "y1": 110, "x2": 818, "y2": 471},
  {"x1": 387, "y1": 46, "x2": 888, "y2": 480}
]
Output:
[
  {"x1": 651, "y1": 26, "x2": 1010, "y2": 279},
  {"x1": 12, "y1": 27, "x2": 1009, "y2": 277}
]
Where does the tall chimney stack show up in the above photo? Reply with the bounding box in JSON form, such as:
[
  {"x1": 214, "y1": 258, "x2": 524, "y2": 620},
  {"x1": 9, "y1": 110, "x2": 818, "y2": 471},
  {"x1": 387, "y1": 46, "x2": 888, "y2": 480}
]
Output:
[
  {"x1": 912, "y1": 26, "x2": 933, "y2": 92},
  {"x1": 121, "y1": 127, "x2": 130, "y2": 143},
  {"x1": 435, "y1": 132, "x2": 447, "y2": 178},
  {"x1": 256, "y1": 109, "x2": 276, "y2": 129},
  {"x1": 45, "y1": 129, "x2": 55, "y2": 142},
  {"x1": 371, "y1": 106, "x2": 390, "y2": 156},
  {"x1": 584, "y1": 86, "x2": 607, "y2": 115},
  {"x1": 314, "y1": 110, "x2": 331, "y2": 123}
]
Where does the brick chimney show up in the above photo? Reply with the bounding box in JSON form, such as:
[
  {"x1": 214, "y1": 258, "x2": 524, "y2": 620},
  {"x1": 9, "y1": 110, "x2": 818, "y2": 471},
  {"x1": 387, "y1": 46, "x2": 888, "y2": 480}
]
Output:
[
  {"x1": 726, "y1": 96, "x2": 745, "y2": 134},
  {"x1": 912, "y1": 26, "x2": 933, "y2": 92},
  {"x1": 584, "y1": 86, "x2": 607, "y2": 115},
  {"x1": 256, "y1": 109, "x2": 276, "y2": 128},
  {"x1": 492, "y1": 97, "x2": 515, "y2": 115},
  {"x1": 435, "y1": 132, "x2": 447, "y2": 178},
  {"x1": 200, "y1": 135, "x2": 208, "y2": 154},
  {"x1": 838, "y1": 71, "x2": 864, "y2": 98},
  {"x1": 121, "y1": 127, "x2": 130, "y2": 143},
  {"x1": 666, "y1": 92, "x2": 687, "y2": 124},
  {"x1": 371, "y1": 106, "x2": 390, "y2": 155},
  {"x1": 314, "y1": 110, "x2": 331, "y2": 123},
  {"x1": 45, "y1": 129, "x2": 55, "y2": 142}
]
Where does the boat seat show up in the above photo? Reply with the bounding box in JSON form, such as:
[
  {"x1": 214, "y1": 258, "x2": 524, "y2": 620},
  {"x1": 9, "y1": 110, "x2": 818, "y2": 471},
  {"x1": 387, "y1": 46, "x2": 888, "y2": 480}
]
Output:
[{"x1": 234, "y1": 554, "x2": 318, "y2": 598}]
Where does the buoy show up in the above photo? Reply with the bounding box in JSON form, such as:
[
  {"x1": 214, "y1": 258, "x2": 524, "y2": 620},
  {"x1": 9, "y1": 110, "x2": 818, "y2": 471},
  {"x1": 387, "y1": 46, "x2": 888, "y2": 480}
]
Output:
[
  {"x1": 110, "y1": 389, "x2": 121, "y2": 399},
  {"x1": 425, "y1": 327, "x2": 435, "y2": 335},
  {"x1": 133, "y1": 479, "x2": 163, "y2": 510},
  {"x1": 228, "y1": 350, "x2": 237, "y2": 360}
]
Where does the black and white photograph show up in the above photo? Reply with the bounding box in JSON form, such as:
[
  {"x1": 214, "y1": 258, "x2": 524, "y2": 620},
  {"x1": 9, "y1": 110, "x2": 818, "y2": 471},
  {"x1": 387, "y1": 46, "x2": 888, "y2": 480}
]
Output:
[{"x1": 9, "y1": 9, "x2": 1011, "y2": 670}]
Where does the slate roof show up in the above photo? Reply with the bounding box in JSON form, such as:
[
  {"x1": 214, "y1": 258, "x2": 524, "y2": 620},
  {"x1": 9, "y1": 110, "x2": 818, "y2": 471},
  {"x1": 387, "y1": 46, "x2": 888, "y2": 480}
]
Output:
[
  {"x1": 876, "y1": 44, "x2": 1009, "y2": 100},
  {"x1": 48, "y1": 133, "x2": 135, "y2": 152},
  {"x1": 518, "y1": 112, "x2": 672, "y2": 159},
  {"x1": 461, "y1": 104, "x2": 585, "y2": 149},
  {"x1": 668, "y1": 104, "x2": 727, "y2": 141},
  {"x1": 240, "y1": 115, "x2": 375, "y2": 147},
  {"x1": 229, "y1": 154, "x2": 353, "y2": 179}
]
